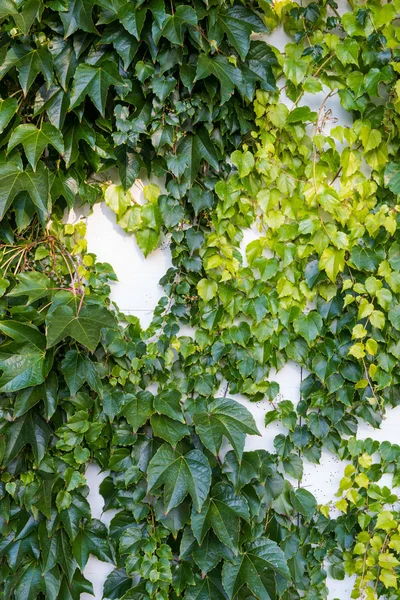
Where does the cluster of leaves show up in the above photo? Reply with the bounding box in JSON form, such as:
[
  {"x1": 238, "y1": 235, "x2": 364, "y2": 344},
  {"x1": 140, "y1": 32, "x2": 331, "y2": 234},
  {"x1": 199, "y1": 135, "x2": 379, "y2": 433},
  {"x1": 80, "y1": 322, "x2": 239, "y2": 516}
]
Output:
[
  {"x1": 1, "y1": 0, "x2": 400, "y2": 598},
  {"x1": 330, "y1": 438, "x2": 400, "y2": 599}
]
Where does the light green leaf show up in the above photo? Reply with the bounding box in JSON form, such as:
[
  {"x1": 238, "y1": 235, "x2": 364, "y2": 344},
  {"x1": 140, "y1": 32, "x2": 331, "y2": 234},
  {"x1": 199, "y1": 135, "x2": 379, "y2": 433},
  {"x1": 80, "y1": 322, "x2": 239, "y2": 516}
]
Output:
[
  {"x1": 336, "y1": 38, "x2": 359, "y2": 66},
  {"x1": 104, "y1": 184, "x2": 130, "y2": 217},
  {"x1": 319, "y1": 247, "x2": 345, "y2": 282},
  {"x1": 197, "y1": 278, "x2": 217, "y2": 302},
  {"x1": 231, "y1": 150, "x2": 254, "y2": 178},
  {"x1": 284, "y1": 44, "x2": 309, "y2": 85}
]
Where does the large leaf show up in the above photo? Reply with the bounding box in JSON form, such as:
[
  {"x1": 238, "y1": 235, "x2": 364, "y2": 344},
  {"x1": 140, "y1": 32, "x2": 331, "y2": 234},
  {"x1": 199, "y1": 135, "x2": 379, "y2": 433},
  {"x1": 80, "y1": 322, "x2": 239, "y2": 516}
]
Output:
[
  {"x1": 13, "y1": 560, "x2": 43, "y2": 600},
  {"x1": 10, "y1": 0, "x2": 41, "y2": 35},
  {"x1": 150, "y1": 414, "x2": 189, "y2": 447},
  {"x1": 185, "y1": 573, "x2": 227, "y2": 600},
  {"x1": 0, "y1": 321, "x2": 46, "y2": 392},
  {"x1": 147, "y1": 443, "x2": 211, "y2": 513},
  {"x1": 195, "y1": 55, "x2": 242, "y2": 104},
  {"x1": 119, "y1": 390, "x2": 155, "y2": 431},
  {"x1": 118, "y1": 2, "x2": 147, "y2": 40},
  {"x1": 0, "y1": 45, "x2": 53, "y2": 95},
  {"x1": 222, "y1": 538, "x2": 291, "y2": 599},
  {"x1": 72, "y1": 519, "x2": 114, "y2": 569},
  {"x1": 0, "y1": 161, "x2": 50, "y2": 219},
  {"x1": 115, "y1": 145, "x2": 141, "y2": 189},
  {"x1": 60, "y1": 0, "x2": 98, "y2": 37},
  {"x1": 8, "y1": 123, "x2": 64, "y2": 171},
  {"x1": 161, "y1": 6, "x2": 197, "y2": 45},
  {"x1": 4, "y1": 409, "x2": 51, "y2": 464},
  {"x1": 214, "y1": 7, "x2": 266, "y2": 60},
  {"x1": 46, "y1": 300, "x2": 116, "y2": 352},
  {"x1": 293, "y1": 311, "x2": 323, "y2": 346},
  {"x1": 154, "y1": 389, "x2": 184, "y2": 422},
  {"x1": 8, "y1": 271, "x2": 52, "y2": 304},
  {"x1": 61, "y1": 348, "x2": 102, "y2": 396},
  {"x1": 70, "y1": 60, "x2": 129, "y2": 116},
  {"x1": 177, "y1": 127, "x2": 219, "y2": 184},
  {"x1": 191, "y1": 483, "x2": 249, "y2": 552},
  {"x1": 102, "y1": 23, "x2": 139, "y2": 70},
  {"x1": 0, "y1": 97, "x2": 18, "y2": 134},
  {"x1": 193, "y1": 397, "x2": 260, "y2": 459},
  {"x1": 103, "y1": 569, "x2": 134, "y2": 600}
]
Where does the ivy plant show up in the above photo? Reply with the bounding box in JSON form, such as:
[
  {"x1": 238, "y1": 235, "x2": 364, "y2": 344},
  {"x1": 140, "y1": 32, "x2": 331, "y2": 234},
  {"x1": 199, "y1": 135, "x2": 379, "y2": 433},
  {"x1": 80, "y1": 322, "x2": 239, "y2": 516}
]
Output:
[{"x1": 1, "y1": 0, "x2": 400, "y2": 599}]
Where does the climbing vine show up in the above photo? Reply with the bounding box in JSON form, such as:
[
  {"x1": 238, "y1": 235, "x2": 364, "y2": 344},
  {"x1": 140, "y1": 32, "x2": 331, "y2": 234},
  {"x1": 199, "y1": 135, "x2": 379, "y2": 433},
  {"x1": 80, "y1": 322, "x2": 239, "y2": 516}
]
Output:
[{"x1": 0, "y1": 0, "x2": 400, "y2": 598}]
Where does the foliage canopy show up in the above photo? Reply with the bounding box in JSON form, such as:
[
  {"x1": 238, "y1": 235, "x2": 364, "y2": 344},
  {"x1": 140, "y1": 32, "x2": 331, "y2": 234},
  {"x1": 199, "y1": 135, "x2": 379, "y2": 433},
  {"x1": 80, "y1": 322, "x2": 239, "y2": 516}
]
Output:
[{"x1": 1, "y1": 0, "x2": 400, "y2": 598}]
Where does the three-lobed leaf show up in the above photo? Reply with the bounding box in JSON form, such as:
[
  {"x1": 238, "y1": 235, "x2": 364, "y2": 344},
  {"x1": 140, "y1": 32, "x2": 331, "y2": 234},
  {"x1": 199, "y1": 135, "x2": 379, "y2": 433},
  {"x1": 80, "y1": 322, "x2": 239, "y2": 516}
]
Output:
[{"x1": 147, "y1": 443, "x2": 212, "y2": 513}]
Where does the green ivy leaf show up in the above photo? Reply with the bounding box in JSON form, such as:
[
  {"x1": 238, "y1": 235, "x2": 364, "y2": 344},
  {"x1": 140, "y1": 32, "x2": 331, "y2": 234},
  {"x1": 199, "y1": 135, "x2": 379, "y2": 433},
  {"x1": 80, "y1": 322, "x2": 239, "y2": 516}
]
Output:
[
  {"x1": 294, "y1": 312, "x2": 323, "y2": 346},
  {"x1": 8, "y1": 271, "x2": 51, "y2": 304},
  {"x1": 195, "y1": 55, "x2": 242, "y2": 105},
  {"x1": 191, "y1": 483, "x2": 249, "y2": 552},
  {"x1": 46, "y1": 299, "x2": 116, "y2": 352},
  {"x1": 147, "y1": 443, "x2": 211, "y2": 513},
  {"x1": 119, "y1": 391, "x2": 154, "y2": 431},
  {"x1": 161, "y1": 6, "x2": 197, "y2": 45},
  {"x1": 72, "y1": 520, "x2": 114, "y2": 569},
  {"x1": 8, "y1": 123, "x2": 64, "y2": 171},
  {"x1": 193, "y1": 397, "x2": 260, "y2": 459},
  {"x1": 215, "y1": 7, "x2": 266, "y2": 61},
  {"x1": 0, "y1": 45, "x2": 53, "y2": 95},
  {"x1": 385, "y1": 162, "x2": 400, "y2": 195},
  {"x1": 70, "y1": 61, "x2": 129, "y2": 116},
  {"x1": 177, "y1": 127, "x2": 219, "y2": 184},
  {"x1": 222, "y1": 538, "x2": 291, "y2": 599},
  {"x1": 0, "y1": 97, "x2": 18, "y2": 134},
  {"x1": 0, "y1": 321, "x2": 46, "y2": 392},
  {"x1": 0, "y1": 161, "x2": 50, "y2": 219},
  {"x1": 291, "y1": 488, "x2": 317, "y2": 520},
  {"x1": 61, "y1": 348, "x2": 102, "y2": 396},
  {"x1": 4, "y1": 409, "x2": 51, "y2": 464},
  {"x1": 60, "y1": 0, "x2": 98, "y2": 37}
]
